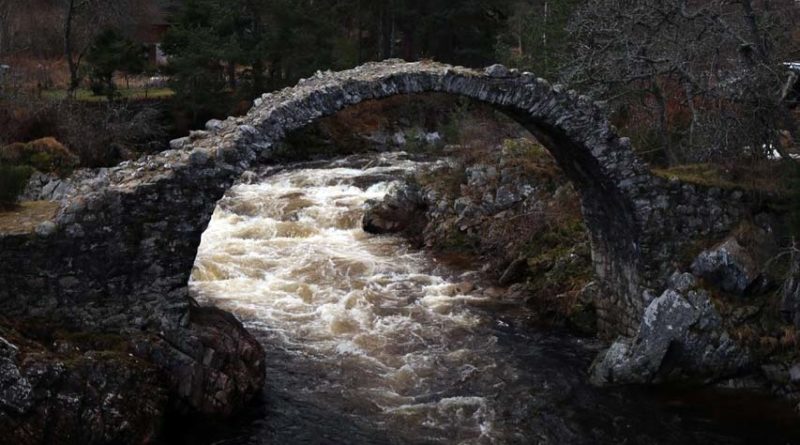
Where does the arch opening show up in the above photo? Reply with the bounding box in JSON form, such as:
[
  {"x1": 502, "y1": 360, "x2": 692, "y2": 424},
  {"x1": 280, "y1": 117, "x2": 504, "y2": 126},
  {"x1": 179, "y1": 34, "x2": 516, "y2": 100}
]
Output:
[
  {"x1": 184, "y1": 83, "x2": 655, "y2": 441},
  {"x1": 221, "y1": 62, "x2": 656, "y2": 334},
  {"x1": 0, "y1": 61, "x2": 658, "y2": 340}
]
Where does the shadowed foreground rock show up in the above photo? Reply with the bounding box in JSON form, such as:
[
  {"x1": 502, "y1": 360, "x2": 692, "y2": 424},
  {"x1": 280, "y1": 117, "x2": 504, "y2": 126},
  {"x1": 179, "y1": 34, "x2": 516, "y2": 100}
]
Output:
[{"x1": 0, "y1": 301, "x2": 265, "y2": 445}]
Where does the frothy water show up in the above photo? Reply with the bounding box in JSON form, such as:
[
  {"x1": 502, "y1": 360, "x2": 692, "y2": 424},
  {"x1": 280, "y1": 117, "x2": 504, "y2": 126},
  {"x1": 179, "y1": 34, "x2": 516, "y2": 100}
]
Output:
[{"x1": 188, "y1": 153, "x2": 800, "y2": 445}]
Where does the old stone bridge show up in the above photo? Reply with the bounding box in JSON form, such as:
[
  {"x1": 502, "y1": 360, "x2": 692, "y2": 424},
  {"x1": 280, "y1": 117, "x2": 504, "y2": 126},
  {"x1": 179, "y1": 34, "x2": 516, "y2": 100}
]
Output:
[{"x1": 0, "y1": 60, "x2": 745, "y2": 338}]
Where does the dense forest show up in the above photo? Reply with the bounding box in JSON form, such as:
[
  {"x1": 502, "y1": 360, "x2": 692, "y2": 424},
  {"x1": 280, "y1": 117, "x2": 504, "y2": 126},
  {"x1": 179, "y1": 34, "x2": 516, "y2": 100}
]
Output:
[{"x1": 1, "y1": 0, "x2": 799, "y2": 202}]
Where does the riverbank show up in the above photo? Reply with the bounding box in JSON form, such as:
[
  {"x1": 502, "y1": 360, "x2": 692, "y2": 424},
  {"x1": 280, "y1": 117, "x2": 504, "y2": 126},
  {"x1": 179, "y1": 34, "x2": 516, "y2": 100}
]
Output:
[
  {"x1": 0, "y1": 289, "x2": 265, "y2": 444},
  {"x1": 187, "y1": 152, "x2": 800, "y2": 444}
]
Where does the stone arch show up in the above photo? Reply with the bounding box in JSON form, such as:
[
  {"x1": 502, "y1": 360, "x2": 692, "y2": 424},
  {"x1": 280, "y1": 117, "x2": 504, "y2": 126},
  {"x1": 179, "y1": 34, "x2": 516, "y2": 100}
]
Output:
[
  {"x1": 229, "y1": 60, "x2": 657, "y2": 333},
  {"x1": 0, "y1": 60, "x2": 672, "y2": 336}
]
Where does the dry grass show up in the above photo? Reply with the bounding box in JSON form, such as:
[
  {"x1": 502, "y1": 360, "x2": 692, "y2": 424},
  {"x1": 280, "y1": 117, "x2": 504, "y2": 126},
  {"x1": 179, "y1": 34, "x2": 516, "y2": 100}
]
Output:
[
  {"x1": 0, "y1": 201, "x2": 60, "y2": 235},
  {"x1": 40, "y1": 87, "x2": 174, "y2": 102}
]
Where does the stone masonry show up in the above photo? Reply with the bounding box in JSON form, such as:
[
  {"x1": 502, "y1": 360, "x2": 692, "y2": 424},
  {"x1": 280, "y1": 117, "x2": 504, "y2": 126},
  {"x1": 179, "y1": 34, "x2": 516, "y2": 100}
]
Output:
[{"x1": 0, "y1": 60, "x2": 750, "y2": 338}]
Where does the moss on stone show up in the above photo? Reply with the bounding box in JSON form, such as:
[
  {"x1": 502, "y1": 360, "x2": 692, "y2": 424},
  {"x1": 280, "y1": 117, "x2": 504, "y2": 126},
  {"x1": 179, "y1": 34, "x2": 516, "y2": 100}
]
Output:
[
  {"x1": 652, "y1": 164, "x2": 739, "y2": 189},
  {"x1": 652, "y1": 161, "x2": 797, "y2": 198},
  {"x1": 437, "y1": 229, "x2": 478, "y2": 252}
]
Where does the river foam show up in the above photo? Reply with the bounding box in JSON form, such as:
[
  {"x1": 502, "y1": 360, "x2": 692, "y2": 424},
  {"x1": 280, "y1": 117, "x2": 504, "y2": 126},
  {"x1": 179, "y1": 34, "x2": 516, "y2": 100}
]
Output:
[{"x1": 188, "y1": 153, "x2": 800, "y2": 445}]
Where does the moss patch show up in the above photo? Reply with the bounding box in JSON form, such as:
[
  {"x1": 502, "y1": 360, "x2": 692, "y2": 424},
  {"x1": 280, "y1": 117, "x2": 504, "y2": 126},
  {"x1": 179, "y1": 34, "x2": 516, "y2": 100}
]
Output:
[
  {"x1": 652, "y1": 164, "x2": 740, "y2": 189},
  {"x1": 0, "y1": 165, "x2": 33, "y2": 208},
  {"x1": 652, "y1": 161, "x2": 797, "y2": 197}
]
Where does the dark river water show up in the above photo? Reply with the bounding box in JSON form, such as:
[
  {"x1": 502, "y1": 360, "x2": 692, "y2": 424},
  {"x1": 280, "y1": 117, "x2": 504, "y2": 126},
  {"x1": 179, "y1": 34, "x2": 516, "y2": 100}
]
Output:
[{"x1": 182, "y1": 153, "x2": 800, "y2": 445}]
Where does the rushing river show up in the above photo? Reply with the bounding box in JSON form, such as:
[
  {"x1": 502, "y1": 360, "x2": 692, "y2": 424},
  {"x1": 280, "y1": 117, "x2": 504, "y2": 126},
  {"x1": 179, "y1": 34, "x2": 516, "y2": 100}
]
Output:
[{"x1": 188, "y1": 153, "x2": 800, "y2": 445}]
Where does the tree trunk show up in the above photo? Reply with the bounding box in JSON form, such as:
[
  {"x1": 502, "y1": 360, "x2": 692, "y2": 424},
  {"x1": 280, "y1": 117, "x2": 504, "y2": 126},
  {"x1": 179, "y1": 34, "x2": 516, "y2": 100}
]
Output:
[
  {"x1": 740, "y1": 0, "x2": 770, "y2": 64},
  {"x1": 389, "y1": 3, "x2": 396, "y2": 58},
  {"x1": 0, "y1": 5, "x2": 6, "y2": 56},
  {"x1": 542, "y1": 1, "x2": 549, "y2": 72},
  {"x1": 682, "y1": 81, "x2": 698, "y2": 152},
  {"x1": 653, "y1": 82, "x2": 678, "y2": 165},
  {"x1": 64, "y1": 0, "x2": 80, "y2": 96},
  {"x1": 227, "y1": 61, "x2": 236, "y2": 89},
  {"x1": 252, "y1": 59, "x2": 264, "y2": 93}
]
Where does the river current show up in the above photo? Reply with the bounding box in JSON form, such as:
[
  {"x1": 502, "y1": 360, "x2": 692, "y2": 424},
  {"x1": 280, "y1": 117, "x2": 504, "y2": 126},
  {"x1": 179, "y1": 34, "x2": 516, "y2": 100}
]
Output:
[{"x1": 188, "y1": 153, "x2": 800, "y2": 445}]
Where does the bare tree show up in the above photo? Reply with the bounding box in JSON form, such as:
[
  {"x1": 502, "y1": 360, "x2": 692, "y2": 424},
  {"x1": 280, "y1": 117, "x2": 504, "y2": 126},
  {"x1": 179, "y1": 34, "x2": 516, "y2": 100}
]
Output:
[
  {"x1": 0, "y1": 0, "x2": 10, "y2": 56},
  {"x1": 565, "y1": 0, "x2": 800, "y2": 165}
]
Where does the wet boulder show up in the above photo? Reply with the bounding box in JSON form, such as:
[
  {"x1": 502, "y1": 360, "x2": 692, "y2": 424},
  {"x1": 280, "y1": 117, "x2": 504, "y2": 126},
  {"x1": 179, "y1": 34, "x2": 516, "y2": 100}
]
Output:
[
  {"x1": 591, "y1": 286, "x2": 748, "y2": 385},
  {"x1": 362, "y1": 180, "x2": 427, "y2": 235},
  {"x1": 132, "y1": 304, "x2": 265, "y2": 417}
]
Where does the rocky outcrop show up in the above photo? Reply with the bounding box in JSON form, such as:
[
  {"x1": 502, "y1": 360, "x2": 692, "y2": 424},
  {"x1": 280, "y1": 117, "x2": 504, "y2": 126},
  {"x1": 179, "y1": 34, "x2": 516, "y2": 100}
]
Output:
[
  {"x1": 362, "y1": 180, "x2": 427, "y2": 236},
  {"x1": 781, "y1": 251, "x2": 800, "y2": 328},
  {"x1": 691, "y1": 220, "x2": 778, "y2": 296},
  {"x1": 1, "y1": 354, "x2": 165, "y2": 445},
  {"x1": 0, "y1": 300, "x2": 265, "y2": 444},
  {"x1": 134, "y1": 304, "x2": 265, "y2": 417},
  {"x1": 0, "y1": 326, "x2": 166, "y2": 445},
  {"x1": 692, "y1": 238, "x2": 760, "y2": 295},
  {"x1": 359, "y1": 136, "x2": 597, "y2": 332},
  {"x1": 591, "y1": 273, "x2": 749, "y2": 385}
]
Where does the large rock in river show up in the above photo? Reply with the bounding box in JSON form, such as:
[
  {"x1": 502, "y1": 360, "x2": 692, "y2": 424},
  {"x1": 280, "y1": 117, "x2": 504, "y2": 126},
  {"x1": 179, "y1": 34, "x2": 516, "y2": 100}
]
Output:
[{"x1": 362, "y1": 180, "x2": 427, "y2": 235}]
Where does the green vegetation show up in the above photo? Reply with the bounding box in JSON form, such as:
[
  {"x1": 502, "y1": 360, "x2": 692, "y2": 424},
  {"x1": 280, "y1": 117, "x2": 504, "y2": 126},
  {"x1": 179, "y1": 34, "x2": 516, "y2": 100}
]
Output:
[
  {"x1": 495, "y1": 0, "x2": 583, "y2": 79},
  {"x1": 159, "y1": 0, "x2": 516, "y2": 122},
  {"x1": 1, "y1": 138, "x2": 79, "y2": 176},
  {"x1": 85, "y1": 30, "x2": 147, "y2": 99},
  {"x1": 651, "y1": 164, "x2": 740, "y2": 190}
]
